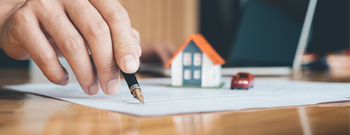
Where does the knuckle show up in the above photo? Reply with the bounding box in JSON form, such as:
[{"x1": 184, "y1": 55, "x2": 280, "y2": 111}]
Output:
[
  {"x1": 27, "y1": 0, "x2": 48, "y2": 7},
  {"x1": 11, "y1": 9, "x2": 30, "y2": 27},
  {"x1": 27, "y1": 0, "x2": 55, "y2": 14},
  {"x1": 27, "y1": 0, "x2": 44, "y2": 3},
  {"x1": 115, "y1": 41, "x2": 139, "y2": 56},
  {"x1": 79, "y1": 71, "x2": 94, "y2": 80},
  {"x1": 98, "y1": 63, "x2": 118, "y2": 73},
  {"x1": 47, "y1": 72, "x2": 65, "y2": 84},
  {"x1": 116, "y1": 40, "x2": 135, "y2": 50},
  {"x1": 62, "y1": 36, "x2": 85, "y2": 54},
  {"x1": 35, "y1": 50, "x2": 56, "y2": 66},
  {"x1": 89, "y1": 21, "x2": 110, "y2": 38},
  {"x1": 108, "y1": 8, "x2": 129, "y2": 23},
  {"x1": 116, "y1": 40, "x2": 130, "y2": 48},
  {"x1": 77, "y1": 70, "x2": 96, "y2": 86}
]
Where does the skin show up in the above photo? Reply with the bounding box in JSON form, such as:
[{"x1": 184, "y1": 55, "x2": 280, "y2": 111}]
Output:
[{"x1": 0, "y1": 0, "x2": 142, "y2": 95}]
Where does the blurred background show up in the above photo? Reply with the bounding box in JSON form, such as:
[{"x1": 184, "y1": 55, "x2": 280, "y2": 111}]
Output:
[{"x1": 0, "y1": 0, "x2": 349, "y2": 81}]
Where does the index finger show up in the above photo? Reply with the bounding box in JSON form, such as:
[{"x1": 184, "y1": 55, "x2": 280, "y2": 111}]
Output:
[{"x1": 89, "y1": 0, "x2": 141, "y2": 73}]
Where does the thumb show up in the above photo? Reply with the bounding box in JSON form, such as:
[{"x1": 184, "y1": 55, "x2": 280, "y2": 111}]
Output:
[{"x1": 114, "y1": 35, "x2": 141, "y2": 73}]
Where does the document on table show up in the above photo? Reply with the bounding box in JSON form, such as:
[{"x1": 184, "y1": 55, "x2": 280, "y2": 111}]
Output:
[{"x1": 4, "y1": 78, "x2": 349, "y2": 116}]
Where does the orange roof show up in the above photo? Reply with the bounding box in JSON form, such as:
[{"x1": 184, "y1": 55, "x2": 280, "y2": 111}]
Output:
[{"x1": 165, "y1": 34, "x2": 225, "y2": 68}]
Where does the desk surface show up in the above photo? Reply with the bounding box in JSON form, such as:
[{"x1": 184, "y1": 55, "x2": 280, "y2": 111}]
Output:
[{"x1": 0, "y1": 68, "x2": 349, "y2": 135}]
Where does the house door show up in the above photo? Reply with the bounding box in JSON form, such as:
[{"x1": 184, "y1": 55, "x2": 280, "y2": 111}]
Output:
[{"x1": 182, "y1": 41, "x2": 202, "y2": 86}]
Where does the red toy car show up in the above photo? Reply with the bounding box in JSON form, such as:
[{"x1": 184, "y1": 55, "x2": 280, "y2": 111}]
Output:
[{"x1": 231, "y1": 72, "x2": 254, "y2": 89}]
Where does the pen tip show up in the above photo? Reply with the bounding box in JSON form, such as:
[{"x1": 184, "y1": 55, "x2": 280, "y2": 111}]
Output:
[{"x1": 133, "y1": 88, "x2": 144, "y2": 104}]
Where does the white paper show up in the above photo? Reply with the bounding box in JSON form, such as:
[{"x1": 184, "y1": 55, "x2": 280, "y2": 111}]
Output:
[{"x1": 3, "y1": 78, "x2": 350, "y2": 116}]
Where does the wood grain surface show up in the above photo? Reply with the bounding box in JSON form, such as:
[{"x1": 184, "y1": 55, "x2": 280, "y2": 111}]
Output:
[
  {"x1": 120, "y1": 0, "x2": 199, "y2": 48},
  {"x1": 0, "y1": 68, "x2": 349, "y2": 135}
]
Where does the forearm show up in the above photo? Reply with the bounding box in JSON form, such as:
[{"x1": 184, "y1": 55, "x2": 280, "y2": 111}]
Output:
[{"x1": 0, "y1": 0, "x2": 26, "y2": 36}]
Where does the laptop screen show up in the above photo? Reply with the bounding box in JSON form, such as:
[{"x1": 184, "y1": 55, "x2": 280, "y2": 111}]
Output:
[{"x1": 225, "y1": 0, "x2": 310, "y2": 67}]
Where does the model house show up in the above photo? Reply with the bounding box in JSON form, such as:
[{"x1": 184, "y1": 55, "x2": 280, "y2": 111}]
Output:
[{"x1": 165, "y1": 34, "x2": 225, "y2": 87}]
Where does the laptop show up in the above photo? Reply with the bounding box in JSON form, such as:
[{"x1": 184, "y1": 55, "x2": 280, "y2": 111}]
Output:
[
  {"x1": 139, "y1": 0, "x2": 318, "y2": 76},
  {"x1": 222, "y1": 0, "x2": 318, "y2": 76}
]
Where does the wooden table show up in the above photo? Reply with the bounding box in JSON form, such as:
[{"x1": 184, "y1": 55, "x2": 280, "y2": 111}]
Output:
[{"x1": 0, "y1": 68, "x2": 349, "y2": 135}]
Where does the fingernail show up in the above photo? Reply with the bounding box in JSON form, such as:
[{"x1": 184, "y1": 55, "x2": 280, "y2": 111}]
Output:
[
  {"x1": 60, "y1": 77, "x2": 69, "y2": 86},
  {"x1": 89, "y1": 81, "x2": 100, "y2": 95},
  {"x1": 107, "y1": 79, "x2": 119, "y2": 95},
  {"x1": 122, "y1": 55, "x2": 138, "y2": 72}
]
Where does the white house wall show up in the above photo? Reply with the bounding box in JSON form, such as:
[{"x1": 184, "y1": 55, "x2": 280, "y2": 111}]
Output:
[
  {"x1": 201, "y1": 53, "x2": 222, "y2": 87},
  {"x1": 201, "y1": 53, "x2": 214, "y2": 87},
  {"x1": 212, "y1": 65, "x2": 222, "y2": 86},
  {"x1": 171, "y1": 51, "x2": 183, "y2": 86}
]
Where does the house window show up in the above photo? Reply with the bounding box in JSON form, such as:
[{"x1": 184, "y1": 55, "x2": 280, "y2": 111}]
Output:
[
  {"x1": 184, "y1": 69, "x2": 191, "y2": 80},
  {"x1": 194, "y1": 70, "x2": 200, "y2": 79},
  {"x1": 183, "y1": 53, "x2": 192, "y2": 66},
  {"x1": 193, "y1": 53, "x2": 201, "y2": 66}
]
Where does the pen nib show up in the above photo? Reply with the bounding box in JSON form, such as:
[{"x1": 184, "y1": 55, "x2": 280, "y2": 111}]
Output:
[{"x1": 132, "y1": 88, "x2": 144, "y2": 104}]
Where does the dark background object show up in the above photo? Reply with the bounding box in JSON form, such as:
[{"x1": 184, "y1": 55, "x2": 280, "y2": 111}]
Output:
[
  {"x1": 226, "y1": 0, "x2": 309, "y2": 67},
  {"x1": 200, "y1": 0, "x2": 241, "y2": 59},
  {"x1": 200, "y1": 0, "x2": 349, "y2": 66},
  {"x1": 306, "y1": 0, "x2": 349, "y2": 55},
  {"x1": 0, "y1": 49, "x2": 28, "y2": 68}
]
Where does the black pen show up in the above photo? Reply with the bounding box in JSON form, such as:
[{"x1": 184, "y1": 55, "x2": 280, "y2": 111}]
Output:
[{"x1": 121, "y1": 70, "x2": 144, "y2": 104}]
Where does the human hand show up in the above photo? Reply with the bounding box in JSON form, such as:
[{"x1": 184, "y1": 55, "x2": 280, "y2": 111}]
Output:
[{"x1": 0, "y1": 0, "x2": 141, "y2": 95}]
